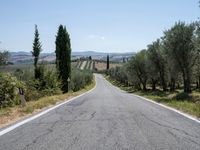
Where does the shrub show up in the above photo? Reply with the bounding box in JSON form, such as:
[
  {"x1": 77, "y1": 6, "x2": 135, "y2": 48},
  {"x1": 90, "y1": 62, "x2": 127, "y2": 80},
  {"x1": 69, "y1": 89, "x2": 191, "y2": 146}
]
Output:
[
  {"x1": 175, "y1": 92, "x2": 191, "y2": 100},
  {"x1": 14, "y1": 68, "x2": 34, "y2": 81},
  {"x1": 70, "y1": 69, "x2": 93, "y2": 92},
  {"x1": 41, "y1": 68, "x2": 61, "y2": 91},
  {"x1": 0, "y1": 73, "x2": 25, "y2": 107},
  {"x1": 24, "y1": 81, "x2": 42, "y2": 101},
  {"x1": 24, "y1": 65, "x2": 62, "y2": 101}
]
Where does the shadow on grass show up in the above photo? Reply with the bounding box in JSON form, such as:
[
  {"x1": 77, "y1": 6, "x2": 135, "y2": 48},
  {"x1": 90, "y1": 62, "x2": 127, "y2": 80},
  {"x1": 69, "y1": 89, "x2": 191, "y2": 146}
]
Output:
[
  {"x1": 105, "y1": 76, "x2": 200, "y2": 117},
  {"x1": 106, "y1": 76, "x2": 199, "y2": 102}
]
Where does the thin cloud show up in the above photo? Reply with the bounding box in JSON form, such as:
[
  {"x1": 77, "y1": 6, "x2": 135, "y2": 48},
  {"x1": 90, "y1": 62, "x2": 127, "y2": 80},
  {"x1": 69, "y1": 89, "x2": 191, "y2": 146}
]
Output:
[
  {"x1": 100, "y1": 36, "x2": 105, "y2": 40},
  {"x1": 88, "y1": 34, "x2": 96, "y2": 39},
  {"x1": 87, "y1": 35, "x2": 105, "y2": 41}
]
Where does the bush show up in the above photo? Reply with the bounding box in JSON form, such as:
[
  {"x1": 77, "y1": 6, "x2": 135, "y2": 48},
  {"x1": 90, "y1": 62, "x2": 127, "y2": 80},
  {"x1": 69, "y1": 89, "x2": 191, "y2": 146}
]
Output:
[
  {"x1": 24, "y1": 65, "x2": 62, "y2": 101},
  {"x1": 107, "y1": 66, "x2": 128, "y2": 85},
  {"x1": 70, "y1": 69, "x2": 93, "y2": 92},
  {"x1": 175, "y1": 92, "x2": 191, "y2": 100},
  {"x1": 0, "y1": 73, "x2": 25, "y2": 107},
  {"x1": 24, "y1": 80, "x2": 43, "y2": 101}
]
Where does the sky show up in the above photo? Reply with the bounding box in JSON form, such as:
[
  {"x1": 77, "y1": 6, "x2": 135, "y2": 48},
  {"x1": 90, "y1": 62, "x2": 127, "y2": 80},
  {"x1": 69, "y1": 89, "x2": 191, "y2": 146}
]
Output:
[{"x1": 0, "y1": 0, "x2": 199, "y2": 53}]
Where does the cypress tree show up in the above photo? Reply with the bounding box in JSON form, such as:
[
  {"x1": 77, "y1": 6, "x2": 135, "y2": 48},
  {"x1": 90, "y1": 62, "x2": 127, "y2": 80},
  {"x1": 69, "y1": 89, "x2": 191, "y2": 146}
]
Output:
[
  {"x1": 32, "y1": 25, "x2": 42, "y2": 79},
  {"x1": 55, "y1": 25, "x2": 71, "y2": 93},
  {"x1": 107, "y1": 54, "x2": 109, "y2": 70}
]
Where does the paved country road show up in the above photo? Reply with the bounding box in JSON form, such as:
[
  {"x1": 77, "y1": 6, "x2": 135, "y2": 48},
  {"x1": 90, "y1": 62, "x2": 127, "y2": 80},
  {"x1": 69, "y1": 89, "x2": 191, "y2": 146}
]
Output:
[{"x1": 0, "y1": 74, "x2": 200, "y2": 150}]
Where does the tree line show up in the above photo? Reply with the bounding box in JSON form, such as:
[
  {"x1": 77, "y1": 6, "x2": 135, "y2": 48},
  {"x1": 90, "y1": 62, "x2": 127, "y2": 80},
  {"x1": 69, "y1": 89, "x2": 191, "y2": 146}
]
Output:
[
  {"x1": 107, "y1": 21, "x2": 200, "y2": 93},
  {"x1": 0, "y1": 25, "x2": 93, "y2": 108},
  {"x1": 32, "y1": 24, "x2": 71, "y2": 93}
]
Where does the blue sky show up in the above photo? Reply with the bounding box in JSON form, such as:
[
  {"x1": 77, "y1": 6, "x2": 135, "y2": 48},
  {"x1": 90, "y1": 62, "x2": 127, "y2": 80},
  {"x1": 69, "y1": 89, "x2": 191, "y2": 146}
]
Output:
[{"x1": 0, "y1": 0, "x2": 199, "y2": 53}]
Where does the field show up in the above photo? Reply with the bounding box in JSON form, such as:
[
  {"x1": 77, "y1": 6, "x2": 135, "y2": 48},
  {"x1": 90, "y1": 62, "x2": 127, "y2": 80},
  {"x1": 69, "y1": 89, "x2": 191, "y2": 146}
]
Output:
[
  {"x1": 0, "y1": 59, "x2": 121, "y2": 74},
  {"x1": 0, "y1": 64, "x2": 58, "y2": 74},
  {"x1": 74, "y1": 59, "x2": 121, "y2": 71},
  {"x1": 0, "y1": 64, "x2": 34, "y2": 73},
  {"x1": 94, "y1": 61, "x2": 120, "y2": 71}
]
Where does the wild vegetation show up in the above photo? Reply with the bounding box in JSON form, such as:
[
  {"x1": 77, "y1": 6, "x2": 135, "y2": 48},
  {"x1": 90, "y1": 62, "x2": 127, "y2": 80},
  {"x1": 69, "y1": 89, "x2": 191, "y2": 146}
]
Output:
[
  {"x1": 106, "y1": 21, "x2": 200, "y2": 117},
  {"x1": 108, "y1": 22, "x2": 200, "y2": 93},
  {"x1": 0, "y1": 25, "x2": 93, "y2": 109},
  {"x1": 55, "y1": 25, "x2": 71, "y2": 93},
  {"x1": 0, "y1": 51, "x2": 9, "y2": 66},
  {"x1": 32, "y1": 25, "x2": 42, "y2": 79}
]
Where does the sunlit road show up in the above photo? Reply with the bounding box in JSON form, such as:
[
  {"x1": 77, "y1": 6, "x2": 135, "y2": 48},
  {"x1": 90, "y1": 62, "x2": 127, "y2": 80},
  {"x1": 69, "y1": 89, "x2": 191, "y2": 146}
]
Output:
[{"x1": 0, "y1": 74, "x2": 200, "y2": 150}]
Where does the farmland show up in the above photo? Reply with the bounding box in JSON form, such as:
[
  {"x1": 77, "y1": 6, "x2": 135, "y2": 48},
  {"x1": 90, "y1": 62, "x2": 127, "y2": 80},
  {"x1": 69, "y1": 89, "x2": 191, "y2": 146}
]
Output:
[
  {"x1": 74, "y1": 59, "x2": 121, "y2": 71},
  {"x1": 0, "y1": 60, "x2": 121, "y2": 73}
]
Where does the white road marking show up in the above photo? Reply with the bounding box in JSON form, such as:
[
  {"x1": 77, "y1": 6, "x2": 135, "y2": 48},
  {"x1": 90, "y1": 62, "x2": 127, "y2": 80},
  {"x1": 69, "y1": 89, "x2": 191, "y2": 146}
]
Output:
[
  {"x1": 0, "y1": 78, "x2": 97, "y2": 137},
  {"x1": 104, "y1": 77, "x2": 200, "y2": 124}
]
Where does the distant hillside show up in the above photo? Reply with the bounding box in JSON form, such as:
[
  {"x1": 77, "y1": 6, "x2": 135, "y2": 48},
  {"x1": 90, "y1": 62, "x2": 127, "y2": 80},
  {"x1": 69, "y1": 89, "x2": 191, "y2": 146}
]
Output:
[{"x1": 9, "y1": 51, "x2": 135, "y2": 64}]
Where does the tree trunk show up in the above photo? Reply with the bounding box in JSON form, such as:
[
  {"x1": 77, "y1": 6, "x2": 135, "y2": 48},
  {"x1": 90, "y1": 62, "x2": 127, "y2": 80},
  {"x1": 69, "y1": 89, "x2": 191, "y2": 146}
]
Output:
[
  {"x1": 177, "y1": 83, "x2": 180, "y2": 89},
  {"x1": 142, "y1": 80, "x2": 147, "y2": 91},
  {"x1": 143, "y1": 84, "x2": 147, "y2": 91},
  {"x1": 160, "y1": 71, "x2": 167, "y2": 91},
  {"x1": 184, "y1": 79, "x2": 191, "y2": 93},
  {"x1": 199, "y1": 76, "x2": 200, "y2": 89},
  {"x1": 170, "y1": 78, "x2": 175, "y2": 92},
  {"x1": 151, "y1": 79, "x2": 156, "y2": 90},
  {"x1": 196, "y1": 81, "x2": 199, "y2": 89},
  {"x1": 135, "y1": 83, "x2": 141, "y2": 90},
  {"x1": 19, "y1": 88, "x2": 26, "y2": 107},
  {"x1": 183, "y1": 72, "x2": 186, "y2": 92},
  {"x1": 183, "y1": 71, "x2": 191, "y2": 93}
]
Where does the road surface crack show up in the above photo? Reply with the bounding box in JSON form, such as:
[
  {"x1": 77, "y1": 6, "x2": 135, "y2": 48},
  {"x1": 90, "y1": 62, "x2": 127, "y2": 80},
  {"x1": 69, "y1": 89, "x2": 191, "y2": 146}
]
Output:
[
  {"x1": 66, "y1": 133, "x2": 80, "y2": 150},
  {"x1": 141, "y1": 113, "x2": 200, "y2": 146},
  {"x1": 89, "y1": 111, "x2": 96, "y2": 120},
  {"x1": 21, "y1": 121, "x2": 58, "y2": 150}
]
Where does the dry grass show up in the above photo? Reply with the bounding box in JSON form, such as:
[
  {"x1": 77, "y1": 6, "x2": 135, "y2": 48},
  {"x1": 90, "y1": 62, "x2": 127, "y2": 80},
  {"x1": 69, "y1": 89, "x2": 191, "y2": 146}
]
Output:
[
  {"x1": 0, "y1": 80, "x2": 95, "y2": 128},
  {"x1": 95, "y1": 62, "x2": 121, "y2": 71},
  {"x1": 135, "y1": 91, "x2": 200, "y2": 118},
  {"x1": 105, "y1": 75, "x2": 200, "y2": 118}
]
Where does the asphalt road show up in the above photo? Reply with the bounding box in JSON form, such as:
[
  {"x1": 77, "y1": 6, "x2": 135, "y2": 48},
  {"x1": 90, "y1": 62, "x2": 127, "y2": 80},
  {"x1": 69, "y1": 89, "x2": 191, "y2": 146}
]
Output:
[{"x1": 0, "y1": 74, "x2": 200, "y2": 150}]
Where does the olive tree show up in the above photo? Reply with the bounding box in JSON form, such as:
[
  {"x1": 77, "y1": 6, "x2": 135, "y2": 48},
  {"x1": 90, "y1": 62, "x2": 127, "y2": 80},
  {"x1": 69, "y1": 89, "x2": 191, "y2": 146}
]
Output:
[
  {"x1": 147, "y1": 39, "x2": 167, "y2": 91},
  {"x1": 164, "y1": 22, "x2": 197, "y2": 93},
  {"x1": 127, "y1": 50, "x2": 148, "y2": 91}
]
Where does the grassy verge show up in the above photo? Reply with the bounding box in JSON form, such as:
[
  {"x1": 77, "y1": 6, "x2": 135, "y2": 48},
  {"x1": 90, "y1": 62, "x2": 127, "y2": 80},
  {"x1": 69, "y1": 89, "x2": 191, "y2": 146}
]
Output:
[
  {"x1": 105, "y1": 75, "x2": 200, "y2": 118},
  {"x1": 0, "y1": 79, "x2": 95, "y2": 128}
]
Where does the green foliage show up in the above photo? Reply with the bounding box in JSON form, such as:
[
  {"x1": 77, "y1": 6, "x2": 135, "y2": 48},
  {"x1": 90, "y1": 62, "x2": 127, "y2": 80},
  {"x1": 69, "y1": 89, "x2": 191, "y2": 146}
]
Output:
[
  {"x1": 147, "y1": 39, "x2": 167, "y2": 91},
  {"x1": 164, "y1": 22, "x2": 197, "y2": 93},
  {"x1": 32, "y1": 25, "x2": 42, "y2": 79},
  {"x1": 107, "y1": 66, "x2": 128, "y2": 85},
  {"x1": 193, "y1": 23, "x2": 200, "y2": 89},
  {"x1": 175, "y1": 92, "x2": 191, "y2": 100},
  {"x1": 24, "y1": 85, "x2": 42, "y2": 101},
  {"x1": 0, "y1": 50, "x2": 9, "y2": 66},
  {"x1": 0, "y1": 73, "x2": 25, "y2": 107},
  {"x1": 24, "y1": 63, "x2": 62, "y2": 101},
  {"x1": 55, "y1": 25, "x2": 71, "y2": 93},
  {"x1": 108, "y1": 21, "x2": 200, "y2": 95},
  {"x1": 70, "y1": 69, "x2": 93, "y2": 92},
  {"x1": 127, "y1": 50, "x2": 148, "y2": 90}
]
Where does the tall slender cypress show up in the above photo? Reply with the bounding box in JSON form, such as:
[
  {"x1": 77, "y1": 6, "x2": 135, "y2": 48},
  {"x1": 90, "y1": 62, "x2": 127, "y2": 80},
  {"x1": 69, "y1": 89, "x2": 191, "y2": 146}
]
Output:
[
  {"x1": 55, "y1": 25, "x2": 71, "y2": 93},
  {"x1": 32, "y1": 25, "x2": 42, "y2": 79},
  {"x1": 107, "y1": 54, "x2": 109, "y2": 70}
]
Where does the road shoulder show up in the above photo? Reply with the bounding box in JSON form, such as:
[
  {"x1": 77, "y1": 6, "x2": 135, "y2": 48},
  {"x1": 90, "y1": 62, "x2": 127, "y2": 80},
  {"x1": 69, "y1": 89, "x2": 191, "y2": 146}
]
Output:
[
  {"x1": 104, "y1": 75, "x2": 200, "y2": 124},
  {"x1": 0, "y1": 79, "x2": 96, "y2": 131}
]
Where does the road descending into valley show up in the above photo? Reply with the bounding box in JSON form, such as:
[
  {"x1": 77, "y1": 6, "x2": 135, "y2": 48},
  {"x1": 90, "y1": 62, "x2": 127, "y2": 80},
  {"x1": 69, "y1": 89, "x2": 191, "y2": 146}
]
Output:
[{"x1": 0, "y1": 74, "x2": 200, "y2": 150}]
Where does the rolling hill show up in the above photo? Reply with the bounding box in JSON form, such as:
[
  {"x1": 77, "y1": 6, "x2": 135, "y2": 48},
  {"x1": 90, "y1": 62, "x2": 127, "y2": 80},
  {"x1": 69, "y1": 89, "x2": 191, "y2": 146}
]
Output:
[{"x1": 8, "y1": 51, "x2": 135, "y2": 64}]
